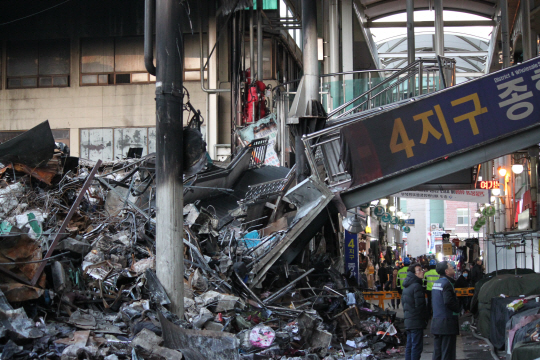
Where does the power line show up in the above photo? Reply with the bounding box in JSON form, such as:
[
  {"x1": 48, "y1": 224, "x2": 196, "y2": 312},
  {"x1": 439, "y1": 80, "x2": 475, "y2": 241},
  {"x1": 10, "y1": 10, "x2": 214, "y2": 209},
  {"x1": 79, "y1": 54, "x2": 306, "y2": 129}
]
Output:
[{"x1": 0, "y1": 0, "x2": 72, "y2": 26}]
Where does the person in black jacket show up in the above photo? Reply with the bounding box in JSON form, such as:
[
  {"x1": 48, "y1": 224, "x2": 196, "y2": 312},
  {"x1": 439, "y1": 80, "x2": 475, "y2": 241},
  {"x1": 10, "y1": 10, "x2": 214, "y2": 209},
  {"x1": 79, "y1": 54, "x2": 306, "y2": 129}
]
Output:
[
  {"x1": 455, "y1": 269, "x2": 471, "y2": 314},
  {"x1": 431, "y1": 261, "x2": 461, "y2": 360},
  {"x1": 402, "y1": 263, "x2": 428, "y2": 360},
  {"x1": 470, "y1": 258, "x2": 484, "y2": 286},
  {"x1": 378, "y1": 261, "x2": 389, "y2": 285}
]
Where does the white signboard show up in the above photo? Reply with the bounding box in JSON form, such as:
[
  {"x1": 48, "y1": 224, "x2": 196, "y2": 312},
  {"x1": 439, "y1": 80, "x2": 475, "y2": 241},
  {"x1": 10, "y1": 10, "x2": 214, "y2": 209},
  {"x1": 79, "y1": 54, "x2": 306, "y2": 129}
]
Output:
[{"x1": 393, "y1": 189, "x2": 489, "y2": 203}]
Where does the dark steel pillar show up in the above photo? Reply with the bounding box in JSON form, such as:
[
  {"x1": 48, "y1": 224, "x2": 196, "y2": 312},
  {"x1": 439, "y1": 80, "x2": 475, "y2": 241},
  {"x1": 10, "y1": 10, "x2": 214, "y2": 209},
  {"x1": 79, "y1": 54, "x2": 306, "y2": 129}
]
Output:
[
  {"x1": 257, "y1": 0, "x2": 263, "y2": 80},
  {"x1": 155, "y1": 0, "x2": 184, "y2": 316},
  {"x1": 296, "y1": 0, "x2": 320, "y2": 183},
  {"x1": 501, "y1": 0, "x2": 510, "y2": 68}
]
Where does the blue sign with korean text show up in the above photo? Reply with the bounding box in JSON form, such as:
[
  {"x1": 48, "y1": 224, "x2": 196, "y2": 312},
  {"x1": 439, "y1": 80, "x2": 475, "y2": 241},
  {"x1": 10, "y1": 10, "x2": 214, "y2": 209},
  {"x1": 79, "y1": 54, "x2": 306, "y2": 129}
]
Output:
[
  {"x1": 344, "y1": 230, "x2": 360, "y2": 286},
  {"x1": 404, "y1": 219, "x2": 415, "y2": 225},
  {"x1": 340, "y1": 58, "x2": 540, "y2": 188}
]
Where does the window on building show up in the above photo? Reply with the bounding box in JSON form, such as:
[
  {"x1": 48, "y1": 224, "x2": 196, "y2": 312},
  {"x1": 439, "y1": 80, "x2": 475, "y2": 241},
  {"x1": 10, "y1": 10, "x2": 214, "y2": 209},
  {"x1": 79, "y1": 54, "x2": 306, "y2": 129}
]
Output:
[
  {"x1": 81, "y1": 37, "x2": 154, "y2": 85},
  {"x1": 253, "y1": 0, "x2": 278, "y2": 10},
  {"x1": 243, "y1": 38, "x2": 275, "y2": 80},
  {"x1": 457, "y1": 208, "x2": 469, "y2": 225},
  {"x1": 81, "y1": 35, "x2": 206, "y2": 84},
  {"x1": 184, "y1": 34, "x2": 207, "y2": 81},
  {"x1": 7, "y1": 40, "x2": 70, "y2": 89}
]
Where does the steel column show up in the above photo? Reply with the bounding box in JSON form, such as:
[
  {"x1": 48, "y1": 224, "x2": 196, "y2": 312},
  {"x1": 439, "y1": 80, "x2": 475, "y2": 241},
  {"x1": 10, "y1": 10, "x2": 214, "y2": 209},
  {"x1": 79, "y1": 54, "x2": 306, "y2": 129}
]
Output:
[
  {"x1": 155, "y1": 0, "x2": 184, "y2": 316},
  {"x1": 530, "y1": 147, "x2": 538, "y2": 230},
  {"x1": 302, "y1": 0, "x2": 319, "y2": 104},
  {"x1": 329, "y1": 0, "x2": 340, "y2": 81},
  {"x1": 406, "y1": 0, "x2": 415, "y2": 65},
  {"x1": 342, "y1": 0, "x2": 354, "y2": 108},
  {"x1": 522, "y1": 0, "x2": 532, "y2": 61},
  {"x1": 257, "y1": 0, "x2": 263, "y2": 80},
  {"x1": 434, "y1": 0, "x2": 444, "y2": 57},
  {"x1": 501, "y1": 0, "x2": 510, "y2": 68},
  {"x1": 250, "y1": 6, "x2": 255, "y2": 77}
]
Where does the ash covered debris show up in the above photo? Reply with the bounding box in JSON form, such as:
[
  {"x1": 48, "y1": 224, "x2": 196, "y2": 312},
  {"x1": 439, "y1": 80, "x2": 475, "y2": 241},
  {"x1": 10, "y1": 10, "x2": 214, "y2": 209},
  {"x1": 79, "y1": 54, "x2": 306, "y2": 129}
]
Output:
[{"x1": 0, "y1": 123, "x2": 406, "y2": 360}]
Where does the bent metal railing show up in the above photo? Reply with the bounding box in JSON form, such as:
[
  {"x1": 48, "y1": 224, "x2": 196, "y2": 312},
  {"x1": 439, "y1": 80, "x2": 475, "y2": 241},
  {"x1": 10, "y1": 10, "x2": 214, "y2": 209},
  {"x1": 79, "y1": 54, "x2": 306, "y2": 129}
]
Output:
[{"x1": 300, "y1": 57, "x2": 456, "y2": 189}]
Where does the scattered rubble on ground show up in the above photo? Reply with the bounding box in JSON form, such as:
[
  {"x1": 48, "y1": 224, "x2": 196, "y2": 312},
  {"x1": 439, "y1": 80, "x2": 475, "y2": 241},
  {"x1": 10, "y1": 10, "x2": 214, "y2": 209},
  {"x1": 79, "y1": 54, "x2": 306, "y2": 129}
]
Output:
[{"x1": 0, "y1": 123, "x2": 406, "y2": 359}]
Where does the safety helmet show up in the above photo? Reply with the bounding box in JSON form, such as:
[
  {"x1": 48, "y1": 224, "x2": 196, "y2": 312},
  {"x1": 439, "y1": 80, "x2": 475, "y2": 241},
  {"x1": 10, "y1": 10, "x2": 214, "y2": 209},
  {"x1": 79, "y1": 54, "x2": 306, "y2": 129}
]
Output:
[
  {"x1": 403, "y1": 257, "x2": 411, "y2": 265},
  {"x1": 429, "y1": 259, "x2": 436, "y2": 266}
]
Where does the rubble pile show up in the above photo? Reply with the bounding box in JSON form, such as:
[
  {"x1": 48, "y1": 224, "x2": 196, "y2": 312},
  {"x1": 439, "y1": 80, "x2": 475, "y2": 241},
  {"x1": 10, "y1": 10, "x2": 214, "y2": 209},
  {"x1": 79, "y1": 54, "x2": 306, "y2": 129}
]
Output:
[{"x1": 0, "y1": 123, "x2": 406, "y2": 359}]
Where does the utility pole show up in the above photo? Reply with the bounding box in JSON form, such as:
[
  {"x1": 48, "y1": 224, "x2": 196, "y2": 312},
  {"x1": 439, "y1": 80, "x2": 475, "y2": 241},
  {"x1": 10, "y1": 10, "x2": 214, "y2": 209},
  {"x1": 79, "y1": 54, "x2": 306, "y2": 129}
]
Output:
[{"x1": 155, "y1": 0, "x2": 184, "y2": 316}]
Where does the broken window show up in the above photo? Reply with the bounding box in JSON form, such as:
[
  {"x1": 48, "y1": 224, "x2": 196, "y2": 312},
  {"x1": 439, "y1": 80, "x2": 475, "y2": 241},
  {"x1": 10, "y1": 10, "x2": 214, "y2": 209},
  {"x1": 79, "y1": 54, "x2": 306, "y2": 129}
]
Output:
[
  {"x1": 81, "y1": 37, "x2": 155, "y2": 85},
  {"x1": 7, "y1": 40, "x2": 70, "y2": 89},
  {"x1": 0, "y1": 129, "x2": 69, "y2": 145}
]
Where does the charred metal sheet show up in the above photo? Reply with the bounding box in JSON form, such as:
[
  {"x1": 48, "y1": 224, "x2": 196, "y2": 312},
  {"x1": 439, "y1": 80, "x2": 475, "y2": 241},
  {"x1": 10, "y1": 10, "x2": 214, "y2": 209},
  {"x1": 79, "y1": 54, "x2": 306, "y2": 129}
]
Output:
[
  {"x1": 250, "y1": 175, "x2": 334, "y2": 288},
  {"x1": 144, "y1": 269, "x2": 171, "y2": 306},
  {"x1": 159, "y1": 312, "x2": 240, "y2": 360},
  {"x1": 184, "y1": 139, "x2": 267, "y2": 203},
  {"x1": 0, "y1": 163, "x2": 56, "y2": 185},
  {"x1": 242, "y1": 178, "x2": 289, "y2": 203},
  {"x1": 183, "y1": 128, "x2": 207, "y2": 176},
  {"x1": 0, "y1": 121, "x2": 55, "y2": 168},
  {"x1": 80, "y1": 129, "x2": 113, "y2": 161}
]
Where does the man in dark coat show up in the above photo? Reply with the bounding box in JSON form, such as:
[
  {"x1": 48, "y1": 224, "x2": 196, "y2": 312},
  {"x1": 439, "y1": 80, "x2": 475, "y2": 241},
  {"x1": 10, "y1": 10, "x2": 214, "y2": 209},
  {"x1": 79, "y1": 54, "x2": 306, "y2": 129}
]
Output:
[
  {"x1": 431, "y1": 261, "x2": 461, "y2": 360},
  {"x1": 378, "y1": 261, "x2": 389, "y2": 285},
  {"x1": 402, "y1": 263, "x2": 428, "y2": 360},
  {"x1": 470, "y1": 258, "x2": 484, "y2": 286}
]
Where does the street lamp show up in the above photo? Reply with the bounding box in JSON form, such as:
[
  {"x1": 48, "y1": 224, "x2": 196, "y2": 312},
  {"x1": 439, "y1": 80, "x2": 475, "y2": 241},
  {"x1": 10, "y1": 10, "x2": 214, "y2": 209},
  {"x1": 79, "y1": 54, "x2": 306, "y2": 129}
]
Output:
[
  {"x1": 389, "y1": 205, "x2": 396, "y2": 212},
  {"x1": 492, "y1": 188, "x2": 501, "y2": 196},
  {"x1": 498, "y1": 166, "x2": 507, "y2": 177},
  {"x1": 512, "y1": 164, "x2": 524, "y2": 174},
  {"x1": 380, "y1": 198, "x2": 389, "y2": 206},
  {"x1": 343, "y1": 208, "x2": 365, "y2": 234}
]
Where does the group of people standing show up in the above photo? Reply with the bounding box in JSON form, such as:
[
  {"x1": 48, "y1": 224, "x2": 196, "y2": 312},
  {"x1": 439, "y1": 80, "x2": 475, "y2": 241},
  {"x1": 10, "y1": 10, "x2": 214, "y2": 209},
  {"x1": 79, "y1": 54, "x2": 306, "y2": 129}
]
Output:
[{"x1": 399, "y1": 258, "x2": 485, "y2": 360}]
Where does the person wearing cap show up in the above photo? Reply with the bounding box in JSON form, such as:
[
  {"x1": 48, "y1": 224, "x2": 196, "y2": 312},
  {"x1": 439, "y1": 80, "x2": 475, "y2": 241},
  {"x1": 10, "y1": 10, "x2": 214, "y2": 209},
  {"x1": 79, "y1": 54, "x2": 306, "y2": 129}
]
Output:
[
  {"x1": 424, "y1": 259, "x2": 439, "y2": 317},
  {"x1": 396, "y1": 257, "x2": 410, "y2": 309},
  {"x1": 402, "y1": 263, "x2": 428, "y2": 360},
  {"x1": 431, "y1": 261, "x2": 461, "y2": 360}
]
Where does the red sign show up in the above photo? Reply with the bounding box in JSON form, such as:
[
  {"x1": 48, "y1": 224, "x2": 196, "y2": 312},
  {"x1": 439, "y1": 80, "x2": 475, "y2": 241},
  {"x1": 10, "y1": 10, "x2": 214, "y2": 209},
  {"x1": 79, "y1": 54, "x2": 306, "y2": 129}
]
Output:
[{"x1": 477, "y1": 180, "x2": 500, "y2": 189}]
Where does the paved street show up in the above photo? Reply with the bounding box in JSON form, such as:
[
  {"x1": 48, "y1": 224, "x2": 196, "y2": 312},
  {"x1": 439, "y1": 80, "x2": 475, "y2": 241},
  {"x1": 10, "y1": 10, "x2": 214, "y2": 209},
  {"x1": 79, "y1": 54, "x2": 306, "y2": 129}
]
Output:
[{"x1": 367, "y1": 300, "x2": 499, "y2": 360}]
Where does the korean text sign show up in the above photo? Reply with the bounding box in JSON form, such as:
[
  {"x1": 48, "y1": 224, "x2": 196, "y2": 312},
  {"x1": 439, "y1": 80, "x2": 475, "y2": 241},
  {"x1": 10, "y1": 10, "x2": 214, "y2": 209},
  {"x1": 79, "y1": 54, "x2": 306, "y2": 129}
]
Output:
[
  {"x1": 340, "y1": 58, "x2": 540, "y2": 187},
  {"x1": 344, "y1": 230, "x2": 360, "y2": 286}
]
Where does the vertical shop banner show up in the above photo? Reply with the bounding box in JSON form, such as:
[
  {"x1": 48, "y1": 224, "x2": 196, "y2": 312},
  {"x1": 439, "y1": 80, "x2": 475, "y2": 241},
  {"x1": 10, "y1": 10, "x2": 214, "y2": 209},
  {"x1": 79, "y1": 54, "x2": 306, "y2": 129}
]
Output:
[
  {"x1": 340, "y1": 58, "x2": 540, "y2": 187},
  {"x1": 344, "y1": 230, "x2": 360, "y2": 286}
]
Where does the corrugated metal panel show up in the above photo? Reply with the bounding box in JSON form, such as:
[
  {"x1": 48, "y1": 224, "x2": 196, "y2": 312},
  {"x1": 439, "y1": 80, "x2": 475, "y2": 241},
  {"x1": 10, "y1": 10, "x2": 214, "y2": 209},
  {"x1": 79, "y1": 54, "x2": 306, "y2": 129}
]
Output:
[{"x1": 80, "y1": 129, "x2": 113, "y2": 161}]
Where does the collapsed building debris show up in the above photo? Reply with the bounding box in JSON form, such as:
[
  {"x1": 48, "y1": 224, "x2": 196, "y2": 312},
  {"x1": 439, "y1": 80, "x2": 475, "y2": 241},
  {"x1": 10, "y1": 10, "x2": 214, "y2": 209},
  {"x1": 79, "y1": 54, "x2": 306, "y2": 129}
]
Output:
[{"x1": 0, "y1": 123, "x2": 407, "y2": 360}]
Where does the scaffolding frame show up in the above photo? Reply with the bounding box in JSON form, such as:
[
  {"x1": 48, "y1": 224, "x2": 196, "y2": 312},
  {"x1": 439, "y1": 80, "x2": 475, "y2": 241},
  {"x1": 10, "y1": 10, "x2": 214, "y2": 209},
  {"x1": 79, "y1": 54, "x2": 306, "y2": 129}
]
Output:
[{"x1": 488, "y1": 231, "x2": 538, "y2": 275}]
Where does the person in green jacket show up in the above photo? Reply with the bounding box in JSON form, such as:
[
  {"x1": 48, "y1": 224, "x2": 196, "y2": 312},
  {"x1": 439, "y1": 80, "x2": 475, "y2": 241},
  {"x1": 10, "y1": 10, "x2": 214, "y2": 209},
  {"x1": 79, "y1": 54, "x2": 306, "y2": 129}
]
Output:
[
  {"x1": 396, "y1": 257, "x2": 410, "y2": 309},
  {"x1": 424, "y1": 259, "x2": 440, "y2": 317}
]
